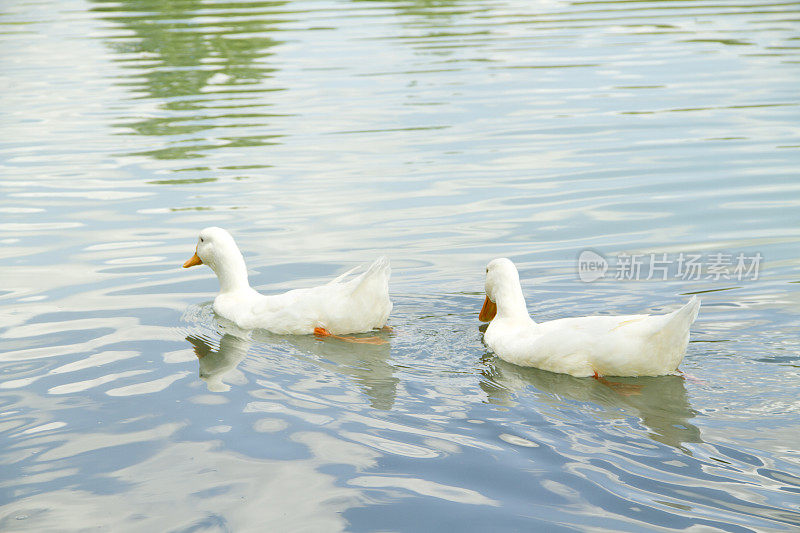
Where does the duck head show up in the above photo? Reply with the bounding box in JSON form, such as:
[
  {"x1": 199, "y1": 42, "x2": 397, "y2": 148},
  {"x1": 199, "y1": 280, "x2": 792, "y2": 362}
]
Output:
[
  {"x1": 183, "y1": 227, "x2": 250, "y2": 292},
  {"x1": 480, "y1": 258, "x2": 528, "y2": 322}
]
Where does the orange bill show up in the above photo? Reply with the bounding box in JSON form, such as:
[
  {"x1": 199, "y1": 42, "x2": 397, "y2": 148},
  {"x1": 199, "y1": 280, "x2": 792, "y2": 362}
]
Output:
[
  {"x1": 183, "y1": 250, "x2": 202, "y2": 268},
  {"x1": 478, "y1": 296, "x2": 497, "y2": 322}
]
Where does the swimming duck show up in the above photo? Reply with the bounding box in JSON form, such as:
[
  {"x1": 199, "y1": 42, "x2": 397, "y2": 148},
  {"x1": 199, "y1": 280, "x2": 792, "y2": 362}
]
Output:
[
  {"x1": 479, "y1": 258, "x2": 700, "y2": 377},
  {"x1": 183, "y1": 227, "x2": 392, "y2": 335}
]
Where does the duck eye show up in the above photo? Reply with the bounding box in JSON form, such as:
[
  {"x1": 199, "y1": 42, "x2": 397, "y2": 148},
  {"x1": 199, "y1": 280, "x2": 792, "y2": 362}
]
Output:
[{"x1": 200, "y1": 237, "x2": 204, "y2": 243}]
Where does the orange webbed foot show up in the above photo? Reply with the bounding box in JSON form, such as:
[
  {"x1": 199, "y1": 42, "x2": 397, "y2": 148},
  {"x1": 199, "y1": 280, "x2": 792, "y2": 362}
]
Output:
[
  {"x1": 314, "y1": 327, "x2": 387, "y2": 345},
  {"x1": 314, "y1": 327, "x2": 331, "y2": 337},
  {"x1": 592, "y1": 371, "x2": 643, "y2": 396},
  {"x1": 677, "y1": 369, "x2": 707, "y2": 385}
]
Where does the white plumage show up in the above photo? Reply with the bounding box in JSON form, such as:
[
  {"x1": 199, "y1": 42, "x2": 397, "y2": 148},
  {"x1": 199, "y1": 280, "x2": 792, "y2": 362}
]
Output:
[
  {"x1": 183, "y1": 227, "x2": 392, "y2": 335},
  {"x1": 480, "y1": 258, "x2": 700, "y2": 377}
]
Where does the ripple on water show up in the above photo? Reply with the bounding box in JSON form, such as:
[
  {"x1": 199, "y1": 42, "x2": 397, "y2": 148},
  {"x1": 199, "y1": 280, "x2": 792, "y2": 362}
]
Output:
[{"x1": 1, "y1": 0, "x2": 799, "y2": 530}]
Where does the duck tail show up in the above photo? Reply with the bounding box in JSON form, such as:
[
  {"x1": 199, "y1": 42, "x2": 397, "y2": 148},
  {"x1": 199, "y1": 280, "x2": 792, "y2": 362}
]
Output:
[
  {"x1": 347, "y1": 256, "x2": 392, "y2": 327},
  {"x1": 329, "y1": 256, "x2": 391, "y2": 291},
  {"x1": 353, "y1": 256, "x2": 391, "y2": 291},
  {"x1": 639, "y1": 296, "x2": 700, "y2": 371},
  {"x1": 329, "y1": 264, "x2": 361, "y2": 285},
  {"x1": 663, "y1": 296, "x2": 700, "y2": 335}
]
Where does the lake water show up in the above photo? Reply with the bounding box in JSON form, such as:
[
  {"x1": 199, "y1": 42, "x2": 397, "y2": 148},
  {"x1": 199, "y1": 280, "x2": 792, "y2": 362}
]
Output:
[{"x1": 1, "y1": 0, "x2": 799, "y2": 530}]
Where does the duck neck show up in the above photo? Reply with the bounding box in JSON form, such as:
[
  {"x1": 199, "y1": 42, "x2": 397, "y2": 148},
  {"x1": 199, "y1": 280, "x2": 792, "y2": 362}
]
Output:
[
  {"x1": 212, "y1": 250, "x2": 251, "y2": 294},
  {"x1": 495, "y1": 281, "x2": 532, "y2": 322}
]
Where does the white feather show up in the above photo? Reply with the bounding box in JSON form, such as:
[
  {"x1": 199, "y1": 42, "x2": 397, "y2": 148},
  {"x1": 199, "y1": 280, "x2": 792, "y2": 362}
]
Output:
[
  {"x1": 482, "y1": 258, "x2": 700, "y2": 377},
  {"x1": 186, "y1": 227, "x2": 392, "y2": 335}
]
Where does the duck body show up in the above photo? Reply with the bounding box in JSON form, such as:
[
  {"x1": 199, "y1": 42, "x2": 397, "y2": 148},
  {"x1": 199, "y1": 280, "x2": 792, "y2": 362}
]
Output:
[
  {"x1": 481, "y1": 258, "x2": 700, "y2": 377},
  {"x1": 183, "y1": 227, "x2": 392, "y2": 335}
]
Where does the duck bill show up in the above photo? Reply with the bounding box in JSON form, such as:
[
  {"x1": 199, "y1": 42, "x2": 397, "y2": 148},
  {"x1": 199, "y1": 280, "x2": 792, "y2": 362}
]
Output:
[
  {"x1": 183, "y1": 251, "x2": 203, "y2": 268},
  {"x1": 479, "y1": 296, "x2": 497, "y2": 322}
]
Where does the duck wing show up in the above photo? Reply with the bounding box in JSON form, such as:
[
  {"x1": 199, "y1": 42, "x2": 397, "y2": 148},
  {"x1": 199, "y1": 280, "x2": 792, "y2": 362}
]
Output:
[
  {"x1": 498, "y1": 297, "x2": 700, "y2": 376},
  {"x1": 249, "y1": 257, "x2": 392, "y2": 335}
]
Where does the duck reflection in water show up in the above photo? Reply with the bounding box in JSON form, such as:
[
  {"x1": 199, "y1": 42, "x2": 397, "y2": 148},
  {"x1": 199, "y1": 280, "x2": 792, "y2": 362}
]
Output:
[
  {"x1": 185, "y1": 320, "x2": 398, "y2": 409},
  {"x1": 187, "y1": 332, "x2": 250, "y2": 393},
  {"x1": 480, "y1": 355, "x2": 703, "y2": 451}
]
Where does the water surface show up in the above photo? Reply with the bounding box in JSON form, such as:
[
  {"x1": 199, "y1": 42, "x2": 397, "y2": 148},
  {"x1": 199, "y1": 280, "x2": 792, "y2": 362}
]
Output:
[{"x1": 1, "y1": 0, "x2": 799, "y2": 530}]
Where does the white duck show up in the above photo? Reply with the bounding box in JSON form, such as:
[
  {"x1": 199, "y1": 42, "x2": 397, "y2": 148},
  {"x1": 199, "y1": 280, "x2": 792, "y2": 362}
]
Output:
[
  {"x1": 479, "y1": 258, "x2": 700, "y2": 377},
  {"x1": 183, "y1": 227, "x2": 392, "y2": 336}
]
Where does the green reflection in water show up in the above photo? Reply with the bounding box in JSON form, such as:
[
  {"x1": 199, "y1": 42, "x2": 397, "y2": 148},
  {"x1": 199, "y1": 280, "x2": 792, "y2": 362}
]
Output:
[{"x1": 90, "y1": 0, "x2": 288, "y2": 159}]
